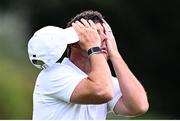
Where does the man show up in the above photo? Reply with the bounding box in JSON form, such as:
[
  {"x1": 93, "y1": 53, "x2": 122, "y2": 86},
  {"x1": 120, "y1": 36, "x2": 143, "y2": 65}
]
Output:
[{"x1": 32, "y1": 10, "x2": 149, "y2": 120}]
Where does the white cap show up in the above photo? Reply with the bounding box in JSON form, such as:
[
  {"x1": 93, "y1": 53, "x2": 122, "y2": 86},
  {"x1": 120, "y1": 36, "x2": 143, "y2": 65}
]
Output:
[{"x1": 28, "y1": 26, "x2": 79, "y2": 69}]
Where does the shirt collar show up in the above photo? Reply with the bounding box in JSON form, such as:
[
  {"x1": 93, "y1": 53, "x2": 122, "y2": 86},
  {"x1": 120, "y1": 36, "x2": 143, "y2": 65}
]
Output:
[{"x1": 61, "y1": 57, "x2": 87, "y2": 76}]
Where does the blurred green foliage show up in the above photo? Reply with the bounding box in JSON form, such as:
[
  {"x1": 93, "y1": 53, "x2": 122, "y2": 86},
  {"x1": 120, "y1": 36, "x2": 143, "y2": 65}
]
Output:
[
  {"x1": 0, "y1": 10, "x2": 37, "y2": 119},
  {"x1": 0, "y1": 0, "x2": 180, "y2": 119},
  {"x1": 0, "y1": 58, "x2": 33, "y2": 119}
]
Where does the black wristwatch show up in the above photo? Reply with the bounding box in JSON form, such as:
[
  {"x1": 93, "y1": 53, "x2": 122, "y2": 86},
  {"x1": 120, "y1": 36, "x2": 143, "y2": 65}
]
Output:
[{"x1": 88, "y1": 47, "x2": 101, "y2": 57}]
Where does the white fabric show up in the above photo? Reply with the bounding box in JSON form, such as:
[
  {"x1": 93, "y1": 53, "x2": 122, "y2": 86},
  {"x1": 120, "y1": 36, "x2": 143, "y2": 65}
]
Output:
[
  {"x1": 28, "y1": 26, "x2": 79, "y2": 69},
  {"x1": 32, "y1": 58, "x2": 122, "y2": 120}
]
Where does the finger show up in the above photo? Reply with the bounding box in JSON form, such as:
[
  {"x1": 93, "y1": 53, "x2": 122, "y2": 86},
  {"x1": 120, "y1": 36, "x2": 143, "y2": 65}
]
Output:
[
  {"x1": 72, "y1": 23, "x2": 83, "y2": 43},
  {"x1": 75, "y1": 20, "x2": 85, "y2": 28},
  {"x1": 102, "y1": 19, "x2": 107, "y2": 24},
  {"x1": 88, "y1": 20, "x2": 97, "y2": 30},
  {"x1": 102, "y1": 23, "x2": 113, "y2": 35},
  {"x1": 102, "y1": 19, "x2": 109, "y2": 27},
  {"x1": 102, "y1": 23, "x2": 112, "y2": 33},
  {"x1": 80, "y1": 18, "x2": 90, "y2": 28},
  {"x1": 72, "y1": 22, "x2": 80, "y2": 30},
  {"x1": 102, "y1": 19, "x2": 111, "y2": 30},
  {"x1": 72, "y1": 22, "x2": 83, "y2": 35},
  {"x1": 102, "y1": 23, "x2": 108, "y2": 31}
]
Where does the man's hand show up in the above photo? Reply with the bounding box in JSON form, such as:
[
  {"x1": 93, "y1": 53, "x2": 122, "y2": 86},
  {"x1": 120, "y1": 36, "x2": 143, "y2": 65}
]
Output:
[
  {"x1": 72, "y1": 19, "x2": 101, "y2": 52},
  {"x1": 102, "y1": 19, "x2": 120, "y2": 59}
]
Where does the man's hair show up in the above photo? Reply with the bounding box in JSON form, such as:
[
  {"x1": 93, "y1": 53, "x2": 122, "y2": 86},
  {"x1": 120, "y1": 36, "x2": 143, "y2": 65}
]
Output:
[
  {"x1": 66, "y1": 10, "x2": 104, "y2": 57},
  {"x1": 67, "y1": 10, "x2": 104, "y2": 27}
]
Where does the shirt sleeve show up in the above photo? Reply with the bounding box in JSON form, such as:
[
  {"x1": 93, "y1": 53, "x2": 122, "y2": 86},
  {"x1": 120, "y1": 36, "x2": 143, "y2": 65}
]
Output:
[
  {"x1": 107, "y1": 77, "x2": 122, "y2": 112},
  {"x1": 42, "y1": 64, "x2": 86, "y2": 103}
]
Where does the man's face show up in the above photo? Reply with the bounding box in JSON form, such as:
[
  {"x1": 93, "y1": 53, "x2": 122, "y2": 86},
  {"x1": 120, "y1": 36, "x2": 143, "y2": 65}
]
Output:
[{"x1": 95, "y1": 23, "x2": 109, "y2": 60}]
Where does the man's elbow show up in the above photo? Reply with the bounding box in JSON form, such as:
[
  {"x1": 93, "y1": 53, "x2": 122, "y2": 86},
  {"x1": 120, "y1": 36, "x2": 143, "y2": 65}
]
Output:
[
  {"x1": 95, "y1": 85, "x2": 114, "y2": 103},
  {"x1": 131, "y1": 101, "x2": 149, "y2": 116},
  {"x1": 100, "y1": 89, "x2": 114, "y2": 102},
  {"x1": 137, "y1": 102, "x2": 149, "y2": 115}
]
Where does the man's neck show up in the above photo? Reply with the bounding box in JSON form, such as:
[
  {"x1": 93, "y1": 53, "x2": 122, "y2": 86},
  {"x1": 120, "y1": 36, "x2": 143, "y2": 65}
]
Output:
[{"x1": 69, "y1": 54, "x2": 91, "y2": 74}]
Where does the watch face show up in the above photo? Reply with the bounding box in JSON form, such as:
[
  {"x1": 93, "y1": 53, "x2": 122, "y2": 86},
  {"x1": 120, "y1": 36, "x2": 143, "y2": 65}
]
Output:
[
  {"x1": 92, "y1": 47, "x2": 101, "y2": 52},
  {"x1": 88, "y1": 47, "x2": 101, "y2": 56}
]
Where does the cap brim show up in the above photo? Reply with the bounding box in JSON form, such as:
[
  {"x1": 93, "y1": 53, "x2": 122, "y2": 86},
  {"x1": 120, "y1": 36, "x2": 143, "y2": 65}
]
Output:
[{"x1": 64, "y1": 27, "x2": 79, "y2": 44}]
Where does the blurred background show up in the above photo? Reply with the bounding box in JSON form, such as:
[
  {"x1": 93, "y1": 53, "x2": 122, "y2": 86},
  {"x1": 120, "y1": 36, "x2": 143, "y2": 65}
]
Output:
[{"x1": 0, "y1": 0, "x2": 179, "y2": 119}]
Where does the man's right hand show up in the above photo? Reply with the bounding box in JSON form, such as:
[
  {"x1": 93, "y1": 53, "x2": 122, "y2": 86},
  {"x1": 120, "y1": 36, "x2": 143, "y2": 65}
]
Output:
[{"x1": 72, "y1": 19, "x2": 101, "y2": 52}]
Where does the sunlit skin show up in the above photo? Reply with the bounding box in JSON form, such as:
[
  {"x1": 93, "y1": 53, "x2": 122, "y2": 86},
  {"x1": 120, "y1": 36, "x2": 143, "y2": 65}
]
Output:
[
  {"x1": 70, "y1": 23, "x2": 109, "y2": 58},
  {"x1": 69, "y1": 21, "x2": 110, "y2": 74},
  {"x1": 70, "y1": 18, "x2": 149, "y2": 116}
]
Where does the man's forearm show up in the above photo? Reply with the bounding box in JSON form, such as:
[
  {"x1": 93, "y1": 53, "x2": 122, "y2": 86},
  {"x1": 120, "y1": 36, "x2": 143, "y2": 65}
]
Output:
[
  {"x1": 111, "y1": 53, "x2": 149, "y2": 113},
  {"x1": 88, "y1": 53, "x2": 113, "y2": 92}
]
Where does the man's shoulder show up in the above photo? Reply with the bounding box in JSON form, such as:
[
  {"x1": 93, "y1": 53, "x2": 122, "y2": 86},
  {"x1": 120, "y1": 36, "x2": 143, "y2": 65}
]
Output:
[
  {"x1": 36, "y1": 63, "x2": 77, "y2": 87},
  {"x1": 45, "y1": 62, "x2": 73, "y2": 72},
  {"x1": 37, "y1": 63, "x2": 74, "y2": 79}
]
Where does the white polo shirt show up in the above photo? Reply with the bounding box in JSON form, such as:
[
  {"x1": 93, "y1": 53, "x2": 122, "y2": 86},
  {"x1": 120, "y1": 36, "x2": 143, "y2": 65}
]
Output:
[{"x1": 32, "y1": 57, "x2": 122, "y2": 120}]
